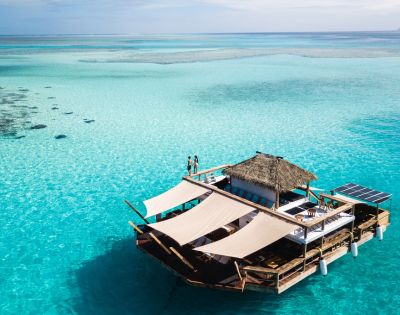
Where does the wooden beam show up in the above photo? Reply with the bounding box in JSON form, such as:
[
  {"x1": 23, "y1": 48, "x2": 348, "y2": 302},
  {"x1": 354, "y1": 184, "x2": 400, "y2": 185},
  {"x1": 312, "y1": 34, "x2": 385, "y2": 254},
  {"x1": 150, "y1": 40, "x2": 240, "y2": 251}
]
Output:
[
  {"x1": 319, "y1": 193, "x2": 355, "y2": 205},
  {"x1": 308, "y1": 189, "x2": 320, "y2": 202},
  {"x1": 149, "y1": 232, "x2": 172, "y2": 255},
  {"x1": 298, "y1": 185, "x2": 323, "y2": 202},
  {"x1": 189, "y1": 164, "x2": 231, "y2": 177},
  {"x1": 169, "y1": 247, "x2": 196, "y2": 272},
  {"x1": 242, "y1": 265, "x2": 278, "y2": 275},
  {"x1": 125, "y1": 200, "x2": 149, "y2": 224},
  {"x1": 183, "y1": 176, "x2": 305, "y2": 227},
  {"x1": 128, "y1": 221, "x2": 172, "y2": 255},
  {"x1": 234, "y1": 261, "x2": 243, "y2": 281},
  {"x1": 128, "y1": 221, "x2": 145, "y2": 234}
]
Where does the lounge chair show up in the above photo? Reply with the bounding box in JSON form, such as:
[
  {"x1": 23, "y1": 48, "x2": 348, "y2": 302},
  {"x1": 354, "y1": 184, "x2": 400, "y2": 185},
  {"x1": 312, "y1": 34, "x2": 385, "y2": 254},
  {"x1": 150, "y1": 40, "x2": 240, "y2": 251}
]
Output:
[{"x1": 307, "y1": 208, "x2": 317, "y2": 217}]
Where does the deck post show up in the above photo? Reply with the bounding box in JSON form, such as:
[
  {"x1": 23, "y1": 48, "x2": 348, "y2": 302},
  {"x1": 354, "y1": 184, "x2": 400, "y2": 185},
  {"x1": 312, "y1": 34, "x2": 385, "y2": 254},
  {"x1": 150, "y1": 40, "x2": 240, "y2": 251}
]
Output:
[
  {"x1": 275, "y1": 191, "x2": 280, "y2": 209},
  {"x1": 303, "y1": 227, "x2": 308, "y2": 240},
  {"x1": 350, "y1": 204, "x2": 355, "y2": 235},
  {"x1": 302, "y1": 243, "x2": 308, "y2": 271}
]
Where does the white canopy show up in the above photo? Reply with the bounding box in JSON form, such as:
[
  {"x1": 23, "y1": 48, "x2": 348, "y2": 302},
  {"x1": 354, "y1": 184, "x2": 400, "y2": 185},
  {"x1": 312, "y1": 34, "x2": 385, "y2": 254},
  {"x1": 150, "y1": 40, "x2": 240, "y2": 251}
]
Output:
[
  {"x1": 195, "y1": 212, "x2": 297, "y2": 258},
  {"x1": 144, "y1": 180, "x2": 209, "y2": 218},
  {"x1": 148, "y1": 193, "x2": 255, "y2": 245}
]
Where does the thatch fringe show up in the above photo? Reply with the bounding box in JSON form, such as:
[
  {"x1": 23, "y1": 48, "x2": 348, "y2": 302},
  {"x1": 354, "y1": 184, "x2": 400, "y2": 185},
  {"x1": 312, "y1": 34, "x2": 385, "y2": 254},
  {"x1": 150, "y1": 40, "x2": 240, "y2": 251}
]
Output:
[{"x1": 224, "y1": 153, "x2": 317, "y2": 193}]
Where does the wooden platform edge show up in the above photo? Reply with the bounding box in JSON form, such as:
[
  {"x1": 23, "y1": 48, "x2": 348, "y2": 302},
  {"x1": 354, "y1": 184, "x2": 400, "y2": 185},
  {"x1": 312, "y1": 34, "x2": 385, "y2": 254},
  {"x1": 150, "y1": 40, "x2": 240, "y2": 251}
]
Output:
[{"x1": 275, "y1": 227, "x2": 385, "y2": 294}]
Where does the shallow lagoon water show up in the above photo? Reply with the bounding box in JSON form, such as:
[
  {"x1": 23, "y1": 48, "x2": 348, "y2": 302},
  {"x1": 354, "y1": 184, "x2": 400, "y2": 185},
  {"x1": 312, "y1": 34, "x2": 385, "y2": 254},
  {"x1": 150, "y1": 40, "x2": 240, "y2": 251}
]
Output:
[{"x1": 0, "y1": 33, "x2": 400, "y2": 314}]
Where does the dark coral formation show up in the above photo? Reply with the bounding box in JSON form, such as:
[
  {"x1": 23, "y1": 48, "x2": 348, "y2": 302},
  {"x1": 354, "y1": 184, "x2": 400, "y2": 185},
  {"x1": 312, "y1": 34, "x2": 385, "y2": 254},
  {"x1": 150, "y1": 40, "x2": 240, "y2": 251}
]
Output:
[
  {"x1": 30, "y1": 124, "x2": 47, "y2": 129},
  {"x1": 0, "y1": 88, "x2": 36, "y2": 138},
  {"x1": 1, "y1": 86, "x2": 95, "y2": 140}
]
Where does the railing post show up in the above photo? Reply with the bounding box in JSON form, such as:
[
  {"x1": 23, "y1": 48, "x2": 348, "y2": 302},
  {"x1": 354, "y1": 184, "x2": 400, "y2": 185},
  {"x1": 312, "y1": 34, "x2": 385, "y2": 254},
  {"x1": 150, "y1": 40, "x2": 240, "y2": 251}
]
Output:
[{"x1": 302, "y1": 243, "x2": 308, "y2": 271}]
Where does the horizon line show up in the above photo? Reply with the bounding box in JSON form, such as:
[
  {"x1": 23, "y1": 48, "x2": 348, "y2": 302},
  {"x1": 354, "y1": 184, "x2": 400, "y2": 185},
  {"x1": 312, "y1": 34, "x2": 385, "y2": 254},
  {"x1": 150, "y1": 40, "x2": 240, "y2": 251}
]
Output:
[{"x1": 0, "y1": 29, "x2": 399, "y2": 37}]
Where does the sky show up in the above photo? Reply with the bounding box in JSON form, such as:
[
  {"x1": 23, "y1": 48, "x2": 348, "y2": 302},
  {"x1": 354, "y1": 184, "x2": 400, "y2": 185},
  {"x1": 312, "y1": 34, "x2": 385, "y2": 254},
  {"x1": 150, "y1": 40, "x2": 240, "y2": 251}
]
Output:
[{"x1": 0, "y1": 0, "x2": 400, "y2": 35}]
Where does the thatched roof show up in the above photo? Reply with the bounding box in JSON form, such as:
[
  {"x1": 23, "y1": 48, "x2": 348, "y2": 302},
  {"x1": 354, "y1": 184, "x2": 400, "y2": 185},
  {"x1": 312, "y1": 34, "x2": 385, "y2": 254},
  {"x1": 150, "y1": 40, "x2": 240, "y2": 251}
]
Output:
[{"x1": 224, "y1": 153, "x2": 317, "y2": 193}]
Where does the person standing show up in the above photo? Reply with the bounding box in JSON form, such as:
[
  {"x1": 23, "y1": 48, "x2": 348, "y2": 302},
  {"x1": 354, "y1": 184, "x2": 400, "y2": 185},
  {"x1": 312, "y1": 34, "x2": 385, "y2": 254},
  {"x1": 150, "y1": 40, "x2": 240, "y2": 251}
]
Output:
[
  {"x1": 187, "y1": 156, "x2": 193, "y2": 175},
  {"x1": 194, "y1": 155, "x2": 199, "y2": 174}
]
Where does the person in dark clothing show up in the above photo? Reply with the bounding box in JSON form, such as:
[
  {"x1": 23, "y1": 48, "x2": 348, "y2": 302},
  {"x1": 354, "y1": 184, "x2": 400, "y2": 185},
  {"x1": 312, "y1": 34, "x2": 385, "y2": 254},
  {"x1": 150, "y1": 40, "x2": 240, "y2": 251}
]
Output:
[{"x1": 187, "y1": 156, "x2": 193, "y2": 175}]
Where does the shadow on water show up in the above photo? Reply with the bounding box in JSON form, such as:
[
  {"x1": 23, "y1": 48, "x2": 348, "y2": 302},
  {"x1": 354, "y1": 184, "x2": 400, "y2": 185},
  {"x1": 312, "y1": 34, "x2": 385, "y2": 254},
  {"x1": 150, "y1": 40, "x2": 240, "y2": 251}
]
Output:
[{"x1": 69, "y1": 238, "x2": 292, "y2": 315}]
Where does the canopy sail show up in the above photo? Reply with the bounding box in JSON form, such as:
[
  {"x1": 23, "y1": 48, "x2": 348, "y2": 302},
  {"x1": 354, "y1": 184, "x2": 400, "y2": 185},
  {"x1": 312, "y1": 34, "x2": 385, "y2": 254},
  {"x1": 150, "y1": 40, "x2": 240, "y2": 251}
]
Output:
[
  {"x1": 148, "y1": 192, "x2": 255, "y2": 245},
  {"x1": 144, "y1": 180, "x2": 209, "y2": 218},
  {"x1": 195, "y1": 212, "x2": 297, "y2": 258}
]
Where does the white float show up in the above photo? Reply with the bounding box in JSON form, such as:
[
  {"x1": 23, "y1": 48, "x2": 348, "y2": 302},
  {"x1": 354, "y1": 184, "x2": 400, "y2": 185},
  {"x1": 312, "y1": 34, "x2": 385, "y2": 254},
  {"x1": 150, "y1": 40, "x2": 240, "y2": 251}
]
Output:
[
  {"x1": 351, "y1": 242, "x2": 358, "y2": 258},
  {"x1": 376, "y1": 225, "x2": 383, "y2": 241},
  {"x1": 320, "y1": 259, "x2": 328, "y2": 276}
]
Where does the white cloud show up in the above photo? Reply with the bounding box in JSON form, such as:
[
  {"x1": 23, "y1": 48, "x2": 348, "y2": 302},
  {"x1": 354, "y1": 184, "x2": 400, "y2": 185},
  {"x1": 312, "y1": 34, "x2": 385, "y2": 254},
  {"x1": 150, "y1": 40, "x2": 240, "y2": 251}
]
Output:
[
  {"x1": 1, "y1": 0, "x2": 399, "y2": 33},
  {"x1": 200, "y1": 0, "x2": 400, "y2": 12},
  {"x1": 1, "y1": 0, "x2": 400, "y2": 13}
]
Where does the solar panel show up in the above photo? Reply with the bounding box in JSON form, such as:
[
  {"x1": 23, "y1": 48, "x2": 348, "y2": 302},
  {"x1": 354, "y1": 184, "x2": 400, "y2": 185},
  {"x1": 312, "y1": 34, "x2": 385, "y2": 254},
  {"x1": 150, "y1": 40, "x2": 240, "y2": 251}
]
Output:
[{"x1": 333, "y1": 183, "x2": 391, "y2": 204}]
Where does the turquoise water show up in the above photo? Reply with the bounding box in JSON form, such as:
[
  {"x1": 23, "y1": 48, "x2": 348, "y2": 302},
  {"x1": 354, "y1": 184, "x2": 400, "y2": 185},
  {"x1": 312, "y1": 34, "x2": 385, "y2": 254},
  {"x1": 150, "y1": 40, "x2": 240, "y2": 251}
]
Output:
[{"x1": 0, "y1": 33, "x2": 400, "y2": 314}]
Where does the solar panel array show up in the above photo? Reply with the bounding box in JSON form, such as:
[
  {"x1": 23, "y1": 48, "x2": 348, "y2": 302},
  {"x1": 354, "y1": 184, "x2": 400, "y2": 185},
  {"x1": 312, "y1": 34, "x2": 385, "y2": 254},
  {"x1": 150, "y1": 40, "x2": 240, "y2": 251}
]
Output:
[{"x1": 334, "y1": 183, "x2": 391, "y2": 204}]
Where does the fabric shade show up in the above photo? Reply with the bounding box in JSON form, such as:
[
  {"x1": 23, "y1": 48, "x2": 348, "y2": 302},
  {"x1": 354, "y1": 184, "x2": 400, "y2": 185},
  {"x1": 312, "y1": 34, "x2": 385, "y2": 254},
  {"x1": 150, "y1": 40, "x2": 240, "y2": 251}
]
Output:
[
  {"x1": 195, "y1": 212, "x2": 297, "y2": 258},
  {"x1": 144, "y1": 181, "x2": 209, "y2": 218},
  {"x1": 148, "y1": 193, "x2": 255, "y2": 245}
]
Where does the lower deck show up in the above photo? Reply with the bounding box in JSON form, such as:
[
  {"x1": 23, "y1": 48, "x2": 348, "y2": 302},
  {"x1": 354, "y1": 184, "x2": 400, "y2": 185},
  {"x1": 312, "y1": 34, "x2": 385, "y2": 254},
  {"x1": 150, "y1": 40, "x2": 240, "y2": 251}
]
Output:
[{"x1": 135, "y1": 203, "x2": 390, "y2": 293}]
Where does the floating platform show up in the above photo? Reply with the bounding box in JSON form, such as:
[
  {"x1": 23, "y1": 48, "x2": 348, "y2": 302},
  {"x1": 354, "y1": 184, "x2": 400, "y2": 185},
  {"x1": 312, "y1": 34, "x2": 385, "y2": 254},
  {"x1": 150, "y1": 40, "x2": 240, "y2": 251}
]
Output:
[{"x1": 127, "y1": 153, "x2": 391, "y2": 293}]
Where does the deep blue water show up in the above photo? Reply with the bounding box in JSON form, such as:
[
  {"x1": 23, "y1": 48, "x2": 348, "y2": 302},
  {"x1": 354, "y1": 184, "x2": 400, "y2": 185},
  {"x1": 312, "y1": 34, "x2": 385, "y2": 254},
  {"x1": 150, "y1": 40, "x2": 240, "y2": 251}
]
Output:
[{"x1": 0, "y1": 33, "x2": 399, "y2": 314}]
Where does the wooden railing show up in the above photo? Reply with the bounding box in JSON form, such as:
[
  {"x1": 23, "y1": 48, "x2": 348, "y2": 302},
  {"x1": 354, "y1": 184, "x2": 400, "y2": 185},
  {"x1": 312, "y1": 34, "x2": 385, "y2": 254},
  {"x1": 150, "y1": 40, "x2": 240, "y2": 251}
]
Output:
[
  {"x1": 241, "y1": 266, "x2": 279, "y2": 288},
  {"x1": 188, "y1": 164, "x2": 231, "y2": 181},
  {"x1": 305, "y1": 203, "x2": 354, "y2": 228}
]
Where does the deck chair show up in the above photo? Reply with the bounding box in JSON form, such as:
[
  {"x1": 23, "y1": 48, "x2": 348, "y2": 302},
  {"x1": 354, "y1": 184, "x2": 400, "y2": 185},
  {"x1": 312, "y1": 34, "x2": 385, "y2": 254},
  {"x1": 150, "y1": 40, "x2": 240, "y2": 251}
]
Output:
[
  {"x1": 307, "y1": 208, "x2": 317, "y2": 218},
  {"x1": 318, "y1": 198, "x2": 328, "y2": 212}
]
